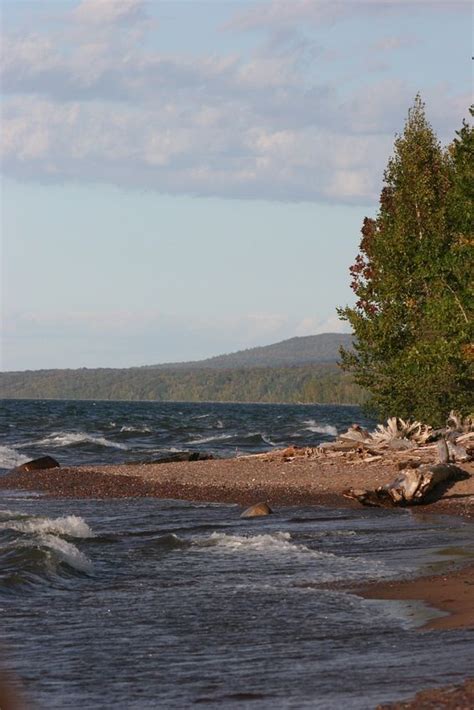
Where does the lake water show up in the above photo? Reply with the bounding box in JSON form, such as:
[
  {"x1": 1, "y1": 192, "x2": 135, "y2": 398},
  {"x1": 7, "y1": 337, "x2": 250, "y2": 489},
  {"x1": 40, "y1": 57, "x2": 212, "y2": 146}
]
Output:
[{"x1": 1, "y1": 400, "x2": 473, "y2": 708}]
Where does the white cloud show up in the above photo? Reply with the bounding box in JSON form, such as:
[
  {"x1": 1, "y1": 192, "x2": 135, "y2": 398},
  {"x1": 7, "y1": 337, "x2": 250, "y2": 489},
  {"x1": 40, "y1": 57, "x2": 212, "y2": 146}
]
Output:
[{"x1": 0, "y1": 1, "x2": 469, "y2": 204}]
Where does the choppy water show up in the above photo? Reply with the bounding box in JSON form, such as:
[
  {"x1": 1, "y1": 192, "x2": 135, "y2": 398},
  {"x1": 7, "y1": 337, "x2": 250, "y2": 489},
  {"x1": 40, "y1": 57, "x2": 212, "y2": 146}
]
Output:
[
  {"x1": 0, "y1": 399, "x2": 374, "y2": 471},
  {"x1": 1, "y1": 400, "x2": 473, "y2": 708}
]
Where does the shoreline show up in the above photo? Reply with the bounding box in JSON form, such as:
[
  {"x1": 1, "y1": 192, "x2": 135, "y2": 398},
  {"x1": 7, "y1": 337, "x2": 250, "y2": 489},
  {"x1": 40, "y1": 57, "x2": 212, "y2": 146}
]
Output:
[
  {"x1": 353, "y1": 562, "x2": 474, "y2": 631},
  {"x1": 1, "y1": 457, "x2": 473, "y2": 632},
  {"x1": 1, "y1": 456, "x2": 473, "y2": 708},
  {"x1": 1, "y1": 455, "x2": 472, "y2": 515}
]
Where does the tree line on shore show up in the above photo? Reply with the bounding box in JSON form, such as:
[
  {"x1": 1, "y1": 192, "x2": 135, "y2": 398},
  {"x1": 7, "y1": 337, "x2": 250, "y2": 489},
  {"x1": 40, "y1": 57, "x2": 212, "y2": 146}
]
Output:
[{"x1": 0, "y1": 364, "x2": 365, "y2": 405}]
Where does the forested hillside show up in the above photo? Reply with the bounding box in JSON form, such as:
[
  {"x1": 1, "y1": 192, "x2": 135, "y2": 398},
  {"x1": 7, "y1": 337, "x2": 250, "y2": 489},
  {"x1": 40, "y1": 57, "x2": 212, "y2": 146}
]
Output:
[
  {"x1": 0, "y1": 363, "x2": 364, "y2": 405},
  {"x1": 148, "y1": 333, "x2": 354, "y2": 370},
  {"x1": 1, "y1": 333, "x2": 363, "y2": 404}
]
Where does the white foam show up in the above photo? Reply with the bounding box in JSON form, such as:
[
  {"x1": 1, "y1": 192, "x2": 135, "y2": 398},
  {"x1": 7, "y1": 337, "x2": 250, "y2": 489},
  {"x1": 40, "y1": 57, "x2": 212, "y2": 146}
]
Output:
[
  {"x1": 0, "y1": 514, "x2": 95, "y2": 538},
  {"x1": 0, "y1": 508, "x2": 29, "y2": 521},
  {"x1": 40, "y1": 534, "x2": 93, "y2": 573},
  {"x1": 187, "y1": 434, "x2": 233, "y2": 445},
  {"x1": 303, "y1": 420, "x2": 338, "y2": 437},
  {"x1": 195, "y1": 531, "x2": 318, "y2": 555},
  {"x1": 0, "y1": 445, "x2": 30, "y2": 470},
  {"x1": 120, "y1": 426, "x2": 151, "y2": 433},
  {"x1": 20, "y1": 431, "x2": 128, "y2": 450},
  {"x1": 195, "y1": 531, "x2": 391, "y2": 582}
]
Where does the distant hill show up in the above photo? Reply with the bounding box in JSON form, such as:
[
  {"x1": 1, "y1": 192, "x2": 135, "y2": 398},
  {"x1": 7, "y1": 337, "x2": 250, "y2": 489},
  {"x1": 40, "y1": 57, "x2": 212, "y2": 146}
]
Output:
[
  {"x1": 0, "y1": 333, "x2": 361, "y2": 403},
  {"x1": 149, "y1": 333, "x2": 354, "y2": 370}
]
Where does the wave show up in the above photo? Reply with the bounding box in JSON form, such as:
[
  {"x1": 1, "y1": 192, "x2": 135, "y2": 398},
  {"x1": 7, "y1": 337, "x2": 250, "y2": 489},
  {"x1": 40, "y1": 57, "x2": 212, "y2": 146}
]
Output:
[
  {"x1": 19, "y1": 431, "x2": 128, "y2": 450},
  {"x1": 150, "y1": 533, "x2": 188, "y2": 550},
  {"x1": 0, "y1": 445, "x2": 30, "y2": 470},
  {"x1": 260, "y1": 434, "x2": 276, "y2": 447},
  {"x1": 187, "y1": 433, "x2": 233, "y2": 445},
  {"x1": 120, "y1": 426, "x2": 152, "y2": 433},
  {"x1": 193, "y1": 531, "x2": 390, "y2": 582},
  {"x1": 238, "y1": 432, "x2": 276, "y2": 446},
  {"x1": 0, "y1": 512, "x2": 94, "y2": 588},
  {"x1": 0, "y1": 537, "x2": 92, "y2": 589},
  {"x1": 0, "y1": 514, "x2": 95, "y2": 539},
  {"x1": 194, "y1": 531, "x2": 314, "y2": 554},
  {"x1": 303, "y1": 420, "x2": 338, "y2": 437},
  {"x1": 38, "y1": 534, "x2": 93, "y2": 573}
]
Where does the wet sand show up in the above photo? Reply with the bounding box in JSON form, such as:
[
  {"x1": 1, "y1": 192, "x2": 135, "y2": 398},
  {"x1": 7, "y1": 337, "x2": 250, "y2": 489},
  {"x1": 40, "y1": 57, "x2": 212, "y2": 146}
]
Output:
[
  {"x1": 355, "y1": 563, "x2": 474, "y2": 631},
  {"x1": 377, "y1": 678, "x2": 474, "y2": 709}
]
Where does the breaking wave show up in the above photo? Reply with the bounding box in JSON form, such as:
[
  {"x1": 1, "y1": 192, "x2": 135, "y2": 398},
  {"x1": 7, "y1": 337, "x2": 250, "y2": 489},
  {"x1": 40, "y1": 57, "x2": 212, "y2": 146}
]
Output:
[
  {"x1": 195, "y1": 531, "x2": 318, "y2": 555},
  {"x1": 0, "y1": 511, "x2": 94, "y2": 589},
  {"x1": 36, "y1": 534, "x2": 93, "y2": 573},
  {"x1": 187, "y1": 434, "x2": 233, "y2": 445},
  {"x1": 0, "y1": 445, "x2": 30, "y2": 470},
  {"x1": 20, "y1": 431, "x2": 128, "y2": 450},
  {"x1": 303, "y1": 420, "x2": 338, "y2": 437},
  {"x1": 0, "y1": 514, "x2": 95, "y2": 538},
  {"x1": 120, "y1": 426, "x2": 152, "y2": 433}
]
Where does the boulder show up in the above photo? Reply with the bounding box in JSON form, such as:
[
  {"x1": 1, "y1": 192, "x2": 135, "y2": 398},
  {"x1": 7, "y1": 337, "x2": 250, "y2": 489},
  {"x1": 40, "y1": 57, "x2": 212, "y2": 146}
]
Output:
[
  {"x1": 240, "y1": 502, "x2": 273, "y2": 518},
  {"x1": 13, "y1": 456, "x2": 60, "y2": 473}
]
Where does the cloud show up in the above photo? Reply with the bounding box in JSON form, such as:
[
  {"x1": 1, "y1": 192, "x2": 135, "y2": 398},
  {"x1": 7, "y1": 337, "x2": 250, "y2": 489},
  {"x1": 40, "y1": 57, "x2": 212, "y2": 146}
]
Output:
[
  {"x1": 0, "y1": 1, "x2": 469, "y2": 205},
  {"x1": 73, "y1": 0, "x2": 149, "y2": 27}
]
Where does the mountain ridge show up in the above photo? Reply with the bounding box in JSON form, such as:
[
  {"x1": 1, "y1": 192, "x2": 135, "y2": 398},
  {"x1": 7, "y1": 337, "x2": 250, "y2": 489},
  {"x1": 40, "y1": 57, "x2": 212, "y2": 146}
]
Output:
[{"x1": 145, "y1": 332, "x2": 354, "y2": 371}]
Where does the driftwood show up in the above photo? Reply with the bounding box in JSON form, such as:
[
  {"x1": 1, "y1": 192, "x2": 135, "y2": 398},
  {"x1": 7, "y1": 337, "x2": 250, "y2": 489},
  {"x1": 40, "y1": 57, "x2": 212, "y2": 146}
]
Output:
[{"x1": 343, "y1": 463, "x2": 468, "y2": 508}]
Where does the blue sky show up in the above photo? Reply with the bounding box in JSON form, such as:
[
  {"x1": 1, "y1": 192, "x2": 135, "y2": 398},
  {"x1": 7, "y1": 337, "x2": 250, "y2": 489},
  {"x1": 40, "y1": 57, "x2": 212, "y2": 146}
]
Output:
[{"x1": 1, "y1": 0, "x2": 472, "y2": 370}]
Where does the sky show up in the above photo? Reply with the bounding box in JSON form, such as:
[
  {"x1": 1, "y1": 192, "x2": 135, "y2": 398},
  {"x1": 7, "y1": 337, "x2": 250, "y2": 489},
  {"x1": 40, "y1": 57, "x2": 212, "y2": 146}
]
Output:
[{"x1": 1, "y1": 0, "x2": 472, "y2": 370}]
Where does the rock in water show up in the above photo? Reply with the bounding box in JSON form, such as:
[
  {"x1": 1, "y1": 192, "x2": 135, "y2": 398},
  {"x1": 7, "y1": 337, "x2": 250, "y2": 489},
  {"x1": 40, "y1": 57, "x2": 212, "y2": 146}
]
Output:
[
  {"x1": 240, "y1": 502, "x2": 273, "y2": 518},
  {"x1": 12, "y1": 456, "x2": 60, "y2": 473}
]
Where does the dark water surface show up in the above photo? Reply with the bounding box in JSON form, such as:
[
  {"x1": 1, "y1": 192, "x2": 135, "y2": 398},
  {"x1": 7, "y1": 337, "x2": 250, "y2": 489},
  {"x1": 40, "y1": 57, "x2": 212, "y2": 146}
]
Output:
[
  {"x1": 1, "y1": 401, "x2": 473, "y2": 709},
  {"x1": 0, "y1": 399, "x2": 376, "y2": 470}
]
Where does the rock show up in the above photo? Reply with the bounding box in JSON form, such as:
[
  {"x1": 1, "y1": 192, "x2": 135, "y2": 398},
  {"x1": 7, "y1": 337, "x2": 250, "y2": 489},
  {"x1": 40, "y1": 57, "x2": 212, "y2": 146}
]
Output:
[
  {"x1": 240, "y1": 502, "x2": 273, "y2": 518},
  {"x1": 12, "y1": 456, "x2": 60, "y2": 473}
]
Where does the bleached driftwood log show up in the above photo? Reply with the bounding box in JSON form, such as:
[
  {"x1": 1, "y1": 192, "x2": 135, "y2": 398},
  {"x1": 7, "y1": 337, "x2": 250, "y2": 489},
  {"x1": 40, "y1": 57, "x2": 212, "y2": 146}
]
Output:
[{"x1": 343, "y1": 462, "x2": 467, "y2": 508}]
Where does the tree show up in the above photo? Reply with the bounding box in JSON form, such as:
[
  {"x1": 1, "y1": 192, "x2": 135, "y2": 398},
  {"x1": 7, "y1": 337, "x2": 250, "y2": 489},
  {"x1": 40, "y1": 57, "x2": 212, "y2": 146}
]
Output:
[{"x1": 338, "y1": 96, "x2": 473, "y2": 426}]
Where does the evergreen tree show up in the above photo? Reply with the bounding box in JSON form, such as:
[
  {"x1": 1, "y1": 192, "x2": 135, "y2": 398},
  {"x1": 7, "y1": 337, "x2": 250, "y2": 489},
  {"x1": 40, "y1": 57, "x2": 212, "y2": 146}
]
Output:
[{"x1": 338, "y1": 96, "x2": 473, "y2": 425}]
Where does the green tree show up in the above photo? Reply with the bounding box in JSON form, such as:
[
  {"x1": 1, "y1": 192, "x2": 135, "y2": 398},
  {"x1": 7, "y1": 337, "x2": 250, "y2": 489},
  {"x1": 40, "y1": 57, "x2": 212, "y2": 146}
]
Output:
[{"x1": 338, "y1": 96, "x2": 473, "y2": 425}]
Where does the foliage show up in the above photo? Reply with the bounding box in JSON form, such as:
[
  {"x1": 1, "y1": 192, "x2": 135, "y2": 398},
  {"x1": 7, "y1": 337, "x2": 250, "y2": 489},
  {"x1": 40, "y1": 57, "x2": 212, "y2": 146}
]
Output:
[
  {"x1": 338, "y1": 96, "x2": 473, "y2": 425},
  {"x1": 0, "y1": 363, "x2": 365, "y2": 405}
]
